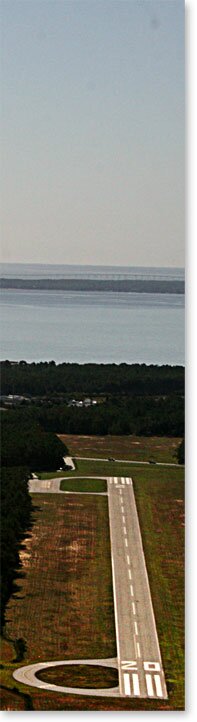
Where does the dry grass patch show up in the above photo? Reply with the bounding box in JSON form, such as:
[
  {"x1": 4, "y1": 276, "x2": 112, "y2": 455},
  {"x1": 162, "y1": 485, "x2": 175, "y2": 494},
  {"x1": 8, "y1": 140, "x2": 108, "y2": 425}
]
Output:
[
  {"x1": 4, "y1": 494, "x2": 116, "y2": 663},
  {"x1": 58, "y1": 434, "x2": 181, "y2": 463},
  {"x1": 36, "y1": 664, "x2": 118, "y2": 689}
]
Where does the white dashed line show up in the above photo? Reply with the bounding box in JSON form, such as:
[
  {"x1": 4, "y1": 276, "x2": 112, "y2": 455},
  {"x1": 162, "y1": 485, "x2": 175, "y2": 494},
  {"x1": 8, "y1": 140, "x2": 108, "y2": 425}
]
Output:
[
  {"x1": 123, "y1": 526, "x2": 127, "y2": 535},
  {"x1": 125, "y1": 538, "x2": 128, "y2": 547},
  {"x1": 130, "y1": 584, "x2": 134, "y2": 597},
  {"x1": 128, "y1": 569, "x2": 132, "y2": 580},
  {"x1": 136, "y1": 642, "x2": 141, "y2": 658},
  {"x1": 122, "y1": 515, "x2": 126, "y2": 524},
  {"x1": 132, "y1": 602, "x2": 136, "y2": 615},
  {"x1": 121, "y1": 506, "x2": 124, "y2": 513},
  {"x1": 127, "y1": 555, "x2": 130, "y2": 565},
  {"x1": 134, "y1": 621, "x2": 138, "y2": 635}
]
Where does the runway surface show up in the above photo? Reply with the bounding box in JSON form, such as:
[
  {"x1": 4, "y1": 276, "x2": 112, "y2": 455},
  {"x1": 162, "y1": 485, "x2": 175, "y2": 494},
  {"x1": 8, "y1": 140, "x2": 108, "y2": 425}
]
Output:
[{"x1": 107, "y1": 476, "x2": 167, "y2": 699}]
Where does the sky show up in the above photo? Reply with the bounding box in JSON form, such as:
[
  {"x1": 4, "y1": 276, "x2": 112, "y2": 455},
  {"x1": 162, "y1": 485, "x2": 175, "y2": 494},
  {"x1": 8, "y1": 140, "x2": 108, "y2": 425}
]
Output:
[{"x1": 1, "y1": 0, "x2": 184, "y2": 268}]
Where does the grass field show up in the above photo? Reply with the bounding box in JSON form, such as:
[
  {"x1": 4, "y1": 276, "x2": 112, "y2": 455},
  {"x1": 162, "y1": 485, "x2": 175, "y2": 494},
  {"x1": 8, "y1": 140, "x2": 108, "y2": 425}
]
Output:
[
  {"x1": 60, "y1": 478, "x2": 107, "y2": 493},
  {"x1": 36, "y1": 664, "x2": 118, "y2": 689},
  {"x1": 1, "y1": 444, "x2": 184, "y2": 711},
  {"x1": 58, "y1": 433, "x2": 181, "y2": 463}
]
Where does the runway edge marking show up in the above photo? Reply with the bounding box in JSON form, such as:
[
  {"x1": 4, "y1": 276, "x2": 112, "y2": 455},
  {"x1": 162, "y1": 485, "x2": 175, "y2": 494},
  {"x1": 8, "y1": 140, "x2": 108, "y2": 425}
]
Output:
[{"x1": 129, "y1": 478, "x2": 168, "y2": 699}]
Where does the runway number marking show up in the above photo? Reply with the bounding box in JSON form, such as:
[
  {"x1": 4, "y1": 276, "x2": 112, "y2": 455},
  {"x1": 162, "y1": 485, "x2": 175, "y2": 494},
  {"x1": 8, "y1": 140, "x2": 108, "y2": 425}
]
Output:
[
  {"x1": 121, "y1": 661, "x2": 163, "y2": 698},
  {"x1": 144, "y1": 662, "x2": 161, "y2": 672},
  {"x1": 122, "y1": 661, "x2": 137, "y2": 669}
]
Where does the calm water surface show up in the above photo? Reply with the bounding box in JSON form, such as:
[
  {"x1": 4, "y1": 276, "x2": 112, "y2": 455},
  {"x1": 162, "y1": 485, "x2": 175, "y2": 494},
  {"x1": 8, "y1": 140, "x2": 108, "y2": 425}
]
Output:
[{"x1": 0, "y1": 289, "x2": 184, "y2": 365}]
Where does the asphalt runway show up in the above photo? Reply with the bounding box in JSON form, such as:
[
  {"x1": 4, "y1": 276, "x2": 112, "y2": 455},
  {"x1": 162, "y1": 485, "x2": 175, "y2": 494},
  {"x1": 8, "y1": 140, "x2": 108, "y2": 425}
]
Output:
[{"x1": 108, "y1": 476, "x2": 167, "y2": 699}]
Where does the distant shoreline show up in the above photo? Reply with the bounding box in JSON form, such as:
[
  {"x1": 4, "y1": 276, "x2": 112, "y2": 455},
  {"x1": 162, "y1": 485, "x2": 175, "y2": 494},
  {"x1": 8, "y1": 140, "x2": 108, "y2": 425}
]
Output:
[{"x1": 0, "y1": 278, "x2": 184, "y2": 294}]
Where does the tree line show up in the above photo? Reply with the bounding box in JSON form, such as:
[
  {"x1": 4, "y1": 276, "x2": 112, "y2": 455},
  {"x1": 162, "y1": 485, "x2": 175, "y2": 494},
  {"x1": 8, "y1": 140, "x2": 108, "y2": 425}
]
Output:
[
  {"x1": 1, "y1": 361, "x2": 184, "y2": 397},
  {"x1": 1, "y1": 412, "x2": 67, "y2": 471},
  {"x1": 0, "y1": 467, "x2": 33, "y2": 629},
  {"x1": 1, "y1": 412, "x2": 67, "y2": 630}
]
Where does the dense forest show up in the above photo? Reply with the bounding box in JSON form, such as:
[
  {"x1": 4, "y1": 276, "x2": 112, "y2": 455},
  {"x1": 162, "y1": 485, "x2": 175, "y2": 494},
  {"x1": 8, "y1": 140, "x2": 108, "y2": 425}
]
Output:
[
  {"x1": 1, "y1": 361, "x2": 184, "y2": 397},
  {"x1": 4, "y1": 395, "x2": 182, "y2": 437},
  {"x1": 1, "y1": 386, "x2": 67, "y2": 629},
  {"x1": 1, "y1": 412, "x2": 67, "y2": 471},
  {"x1": 0, "y1": 467, "x2": 33, "y2": 629}
]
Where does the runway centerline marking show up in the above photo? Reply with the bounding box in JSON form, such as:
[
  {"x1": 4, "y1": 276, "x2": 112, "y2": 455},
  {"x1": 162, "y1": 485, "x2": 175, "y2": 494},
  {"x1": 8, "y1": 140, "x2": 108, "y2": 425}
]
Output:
[
  {"x1": 123, "y1": 526, "x2": 127, "y2": 535},
  {"x1": 126, "y1": 554, "x2": 130, "y2": 565},
  {"x1": 122, "y1": 515, "x2": 126, "y2": 524},
  {"x1": 136, "y1": 642, "x2": 141, "y2": 658},
  {"x1": 132, "y1": 602, "x2": 136, "y2": 615},
  {"x1": 125, "y1": 538, "x2": 128, "y2": 547},
  {"x1": 130, "y1": 584, "x2": 134, "y2": 596},
  {"x1": 134, "y1": 621, "x2": 138, "y2": 635},
  {"x1": 128, "y1": 569, "x2": 132, "y2": 580}
]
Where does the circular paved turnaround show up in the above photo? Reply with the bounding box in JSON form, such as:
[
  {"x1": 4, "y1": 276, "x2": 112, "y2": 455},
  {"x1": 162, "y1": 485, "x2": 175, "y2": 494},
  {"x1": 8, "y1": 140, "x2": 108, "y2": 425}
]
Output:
[{"x1": 13, "y1": 657, "x2": 120, "y2": 697}]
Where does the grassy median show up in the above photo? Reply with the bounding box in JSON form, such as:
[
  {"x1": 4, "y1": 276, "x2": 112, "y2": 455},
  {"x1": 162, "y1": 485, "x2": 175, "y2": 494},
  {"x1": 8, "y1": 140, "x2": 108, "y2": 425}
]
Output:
[{"x1": 60, "y1": 478, "x2": 107, "y2": 493}]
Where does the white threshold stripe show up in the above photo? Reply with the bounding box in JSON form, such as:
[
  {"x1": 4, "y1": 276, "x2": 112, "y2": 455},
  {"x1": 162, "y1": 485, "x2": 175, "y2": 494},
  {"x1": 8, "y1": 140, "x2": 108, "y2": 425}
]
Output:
[
  {"x1": 123, "y1": 672, "x2": 131, "y2": 696},
  {"x1": 154, "y1": 674, "x2": 163, "y2": 697},
  {"x1": 146, "y1": 674, "x2": 154, "y2": 697},
  {"x1": 132, "y1": 673, "x2": 140, "y2": 696},
  {"x1": 126, "y1": 479, "x2": 130, "y2": 485},
  {"x1": 121, "y1": 478, "x2": 125, "y2": 485},
  {"x1": 114, "y1": 478, "x2": 118, "y2": 484}
]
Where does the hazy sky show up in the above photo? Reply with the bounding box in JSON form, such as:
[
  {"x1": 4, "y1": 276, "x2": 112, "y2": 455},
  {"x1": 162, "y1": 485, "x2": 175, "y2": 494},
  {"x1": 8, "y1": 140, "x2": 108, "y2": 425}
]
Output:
[{"x1": 1, "y1": 0, "x2": 184, "y2": 267}]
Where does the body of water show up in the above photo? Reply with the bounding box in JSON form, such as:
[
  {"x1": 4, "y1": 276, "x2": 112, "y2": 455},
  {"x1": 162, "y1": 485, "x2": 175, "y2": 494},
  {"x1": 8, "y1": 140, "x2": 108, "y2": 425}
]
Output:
[{"x1": 0, "y1": 273, "x2": 184, "y2": 365}]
